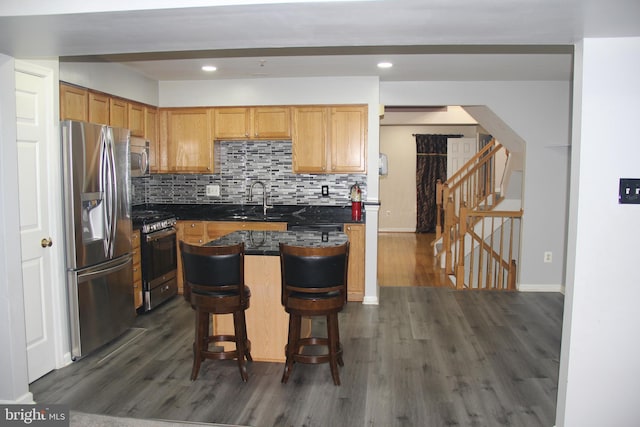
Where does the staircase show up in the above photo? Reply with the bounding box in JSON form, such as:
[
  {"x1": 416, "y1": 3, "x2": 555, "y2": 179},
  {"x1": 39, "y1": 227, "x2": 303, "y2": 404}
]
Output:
[{"x1": 434, "y1": 138, "x2": 523, "y2": 290}]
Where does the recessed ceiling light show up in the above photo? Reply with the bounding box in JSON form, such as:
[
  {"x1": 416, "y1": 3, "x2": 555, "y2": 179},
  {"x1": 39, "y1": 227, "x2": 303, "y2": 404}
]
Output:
[
  {"x1": 377, "y1": 62, "x2": 393, "y2": 69},
  {"x1": 202, "y1": 65, "x2": 217, "y2": 72}
]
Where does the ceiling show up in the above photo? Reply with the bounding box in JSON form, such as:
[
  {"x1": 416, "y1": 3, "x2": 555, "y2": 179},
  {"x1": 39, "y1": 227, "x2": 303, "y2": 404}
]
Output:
[{"x1": 1, "y1": 0, "x2": 639, "y2": 82}]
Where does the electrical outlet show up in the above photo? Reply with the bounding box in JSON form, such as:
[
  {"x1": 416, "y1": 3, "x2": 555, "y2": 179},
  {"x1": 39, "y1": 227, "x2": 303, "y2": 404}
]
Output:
[
  {"x1": 544, "y1": 251, "x2": 552, "y2": 263},
  {"x1": 322, "y1": 185, "x2": 329, "y2": 197},
  {"x1": 206, "y1": 184, "x2": 220, "y2": 197}
]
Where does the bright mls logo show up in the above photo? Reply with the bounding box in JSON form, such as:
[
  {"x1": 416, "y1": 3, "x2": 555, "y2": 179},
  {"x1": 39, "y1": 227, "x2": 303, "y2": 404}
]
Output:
[{"x1": 1, "y1": 405, "x2": 68, "y2": 426}]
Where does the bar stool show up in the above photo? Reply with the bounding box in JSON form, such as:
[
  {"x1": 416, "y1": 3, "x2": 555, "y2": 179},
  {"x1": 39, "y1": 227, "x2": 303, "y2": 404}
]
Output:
[
  {"x1": 279, "y1": 242, "x2": 349, "y2": 385},
  {"x1": 180, "y1": 241, "x2": 252, "y2": 382}
]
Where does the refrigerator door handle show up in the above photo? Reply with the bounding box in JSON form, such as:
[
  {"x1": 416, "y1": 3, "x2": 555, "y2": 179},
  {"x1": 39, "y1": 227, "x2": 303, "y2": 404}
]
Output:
[
  {"x1": 99, "y1": 128, "x2": 111, "y2": 258},
  {"x1": 107, "y1": 129, "x2": 118, "y2": 258},
  {"x1": 76, "y1": 255, "x2": 132, "y2": 282}
]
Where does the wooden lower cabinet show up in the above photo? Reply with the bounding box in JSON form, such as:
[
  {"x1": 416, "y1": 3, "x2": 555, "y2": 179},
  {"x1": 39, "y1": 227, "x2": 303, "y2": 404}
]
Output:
[
  {"x1": 344, "y1": 223, "x2": 365, "y2": 302},
  {"x1": 176, "y1": 220, "x2": 287, "y2": 295},
  {"x1": 132, "y1": 230, "x2": 143, "y2": 310}
]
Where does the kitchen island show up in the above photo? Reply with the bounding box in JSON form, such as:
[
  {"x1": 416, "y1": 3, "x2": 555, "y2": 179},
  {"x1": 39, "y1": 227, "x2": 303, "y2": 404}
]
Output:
[{"x1": 204, "y1": 230, "x2": 348, "y2": 363}]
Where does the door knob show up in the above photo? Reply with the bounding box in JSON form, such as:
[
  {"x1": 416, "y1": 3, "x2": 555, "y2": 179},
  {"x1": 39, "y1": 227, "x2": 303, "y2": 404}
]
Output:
[{"x1": 41, "y1": 237, "x2": 53, "y2": 248}]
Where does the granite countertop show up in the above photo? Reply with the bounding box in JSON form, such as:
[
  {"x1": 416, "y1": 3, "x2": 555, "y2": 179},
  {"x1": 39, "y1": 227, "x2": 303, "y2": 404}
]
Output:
[
  {"x1": 134, "y1": 203, "x2": 364, "y2": 225},
  {"x1": 204, "y1": 230, "x2": 349, "y2": 256}
]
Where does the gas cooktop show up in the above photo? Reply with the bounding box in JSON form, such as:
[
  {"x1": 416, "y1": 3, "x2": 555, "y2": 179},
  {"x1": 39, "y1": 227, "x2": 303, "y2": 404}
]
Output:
[{"x1": 132, "y1": 209, "x2": 176, "y2": 233}]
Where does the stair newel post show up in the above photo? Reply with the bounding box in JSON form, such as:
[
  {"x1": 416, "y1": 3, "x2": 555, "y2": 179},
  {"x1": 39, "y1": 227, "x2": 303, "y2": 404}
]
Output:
[
  {"x1": 443, "y1": 194, "x2": 454, "y2": 274},
  {"x1": 435, "y1": 179, "x2": 443, "y2": 240},
  {"x1": 456, "y1": 202, "x2": 468, "y2": 289}
]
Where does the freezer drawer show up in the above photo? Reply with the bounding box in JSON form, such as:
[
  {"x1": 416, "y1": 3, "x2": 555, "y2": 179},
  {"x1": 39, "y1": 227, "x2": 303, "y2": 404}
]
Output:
[{"x1": 68, "y1": 255, "x2": 135, "y2": 359}]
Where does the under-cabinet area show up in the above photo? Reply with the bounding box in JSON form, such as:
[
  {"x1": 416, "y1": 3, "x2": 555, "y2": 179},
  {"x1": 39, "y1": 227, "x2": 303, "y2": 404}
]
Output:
[
  {"x1": 133, "y1": 204, "x2": 365, "y2": 303},
  {"x1": 175, "y1": 221, "x2": 364, "y2": 302}
]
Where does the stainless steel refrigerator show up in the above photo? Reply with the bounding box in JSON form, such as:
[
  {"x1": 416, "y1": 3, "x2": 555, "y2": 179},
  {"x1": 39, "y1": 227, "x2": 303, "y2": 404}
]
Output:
[{"x1": 61, "y1": 120, "x2": 135, "y2": 359}]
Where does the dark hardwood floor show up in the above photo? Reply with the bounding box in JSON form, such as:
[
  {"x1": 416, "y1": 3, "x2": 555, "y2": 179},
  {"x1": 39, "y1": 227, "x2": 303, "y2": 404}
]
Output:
[{"x1": 31, "y1": 233, "x2": 564, "y2": 426}]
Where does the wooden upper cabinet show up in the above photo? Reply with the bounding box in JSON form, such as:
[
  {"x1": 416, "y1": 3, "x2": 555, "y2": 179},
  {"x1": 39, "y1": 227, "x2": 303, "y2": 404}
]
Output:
[
  {"x1": 330, "y1": 105, "x2": 367, "y2": 173},
  {"x1": 109, "y1": 98, "x2": 128, "y2": 129},
  {"x1": 161, "y1": 108, "x2": 214, "y2": 173},
  {"x1": 213, "y1": 106, "x2": 291, "y2": 140},
  {"x1": 253, "y1": 107, "x2": 291, "y2": 139},
  {"x1": 88, "y1": 91, "x2": 110, "y2": 125},
  {"x1": 145, "y1": 107, "x2": 159, "y2": 172},
  {"x1": 128, "y1": 102, "x2": 146, "y2": 137},
  {"x1": 214, "y1": 107, "x2": 251, "y2": 139},
  {"x1": 292, "y1": 104, "x2": 367, "y2": 174},
  {"x1": 60, "y1": 83, "x2": 88, "y2": 121},
  {"x1": 292, "y1": 106, "x2": 328, "y2": 173}
]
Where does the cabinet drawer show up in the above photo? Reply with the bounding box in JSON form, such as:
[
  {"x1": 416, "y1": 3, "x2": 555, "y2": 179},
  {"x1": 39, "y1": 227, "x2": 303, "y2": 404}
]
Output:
[{"x1": 182, "y1": 221, "x2": 205, "y2": 236}]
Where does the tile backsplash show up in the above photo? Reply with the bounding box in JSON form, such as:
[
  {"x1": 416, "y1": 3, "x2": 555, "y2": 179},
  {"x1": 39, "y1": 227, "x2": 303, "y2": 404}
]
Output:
[{"x1": 132, "y1": 140, "x2": 366, "y2": 206}]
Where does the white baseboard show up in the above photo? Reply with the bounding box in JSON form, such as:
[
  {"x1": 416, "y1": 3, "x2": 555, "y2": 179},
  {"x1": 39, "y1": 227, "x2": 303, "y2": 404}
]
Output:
[
  {"x1": 362, "y1": 295, "x2": 379, "y2": 305},
  {"x1": 0, "y1": 391, "x2": 34, "y2": 404},
  {"x1": 518, "y1": 283, "x2": 565, "y2": 293}
]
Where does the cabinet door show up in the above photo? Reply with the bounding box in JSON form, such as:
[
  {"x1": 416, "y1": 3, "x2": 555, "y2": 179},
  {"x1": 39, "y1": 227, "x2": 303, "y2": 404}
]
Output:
[
  {"x1": 330, "y1": 105, "x2": 367, "y2": 173},
  {"x1": 344, "y1": 223, "x2": 365, "y2": 302},
  {"x1": 253, "y1": 107, "x2": 291, "y2": 139},
  {"x1": 214, "y1": 107, "x2": 251, "y2": 139},
  {"x1": 131, "y1": 230, "x2": 143, "y2": 310},
  {"x1": 60, "y1": 83, "x2": 88, "y2": 121},
  {"x1": 128, "y1": 102, "x2": 146, "y2": 137},
  {"x1": 88, "y1": 91, "x2": 110, "y2": 125},
  {"x1": 145, "y1": 107, "x2": 159, "y2": 172},
  {"x1": 109, "y1": 98, "x2": 128, "y2": 129},
  {"x1": 165, "y1": 108, "x2": 214, "y2": 173},
  {"x1": 292, "y1": 106, "x2": 328, "y2": 173}
]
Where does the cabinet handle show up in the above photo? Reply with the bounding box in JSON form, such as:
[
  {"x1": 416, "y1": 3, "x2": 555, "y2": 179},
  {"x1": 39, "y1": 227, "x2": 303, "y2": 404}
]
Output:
[
  {"x1": 191, "y1": 223, "x2": 195, "y2": 228},
  {"x1": 245, "y1": 132, "x2": 249, "y2": 137}
]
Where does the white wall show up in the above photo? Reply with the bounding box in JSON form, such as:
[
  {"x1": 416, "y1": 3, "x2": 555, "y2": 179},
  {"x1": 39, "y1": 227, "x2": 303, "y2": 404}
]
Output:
[
  {"x1": 60, "y1": 62, "x2": 159, "y2": 106},
  {"x1": 0, "y1": 54, "x2": 32, "y2": 403},
  {"x1": 381, "y1": 80, "x2": 571, "y2": 291},
  {"x1": 556, "y1": 37, "x2": 640, "y2": 427},
  {"x1": 378, "y1": 124, "x2": 477, "y2": 232}
]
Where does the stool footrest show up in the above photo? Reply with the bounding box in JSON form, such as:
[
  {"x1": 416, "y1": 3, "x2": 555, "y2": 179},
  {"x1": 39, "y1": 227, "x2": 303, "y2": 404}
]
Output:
[{"x1": 291, "y1": 337, "x2": 343, "y2": 365}]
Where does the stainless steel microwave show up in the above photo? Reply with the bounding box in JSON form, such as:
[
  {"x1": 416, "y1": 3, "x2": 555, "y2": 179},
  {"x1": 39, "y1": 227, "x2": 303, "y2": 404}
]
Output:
[{"x1": 130, "y1": 137, "x2": 150, "y2": 177}]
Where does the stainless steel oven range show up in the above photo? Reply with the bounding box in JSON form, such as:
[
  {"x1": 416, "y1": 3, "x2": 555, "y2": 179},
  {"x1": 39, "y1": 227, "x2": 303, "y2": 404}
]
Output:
[{"x1": 132, "y1": 210, "x2": 178, "y2": 312}]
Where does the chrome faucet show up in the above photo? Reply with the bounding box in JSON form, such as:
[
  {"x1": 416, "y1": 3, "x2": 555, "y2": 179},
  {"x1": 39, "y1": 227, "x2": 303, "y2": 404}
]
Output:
[{"x1": 248, "y1": 181, "x2": 272, "y2": 215}]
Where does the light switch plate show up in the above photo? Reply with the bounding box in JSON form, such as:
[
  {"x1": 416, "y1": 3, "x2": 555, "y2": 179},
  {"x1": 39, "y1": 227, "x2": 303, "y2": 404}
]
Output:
[
  {"x1": 206, "y1": 184, "x2": 220, "y2": 197},
  {"x1": 619, "y1": 178, "x2": 640, "y2": 204}
]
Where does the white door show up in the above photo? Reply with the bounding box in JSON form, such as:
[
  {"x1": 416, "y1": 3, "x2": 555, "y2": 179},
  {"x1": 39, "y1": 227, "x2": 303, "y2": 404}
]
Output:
[
  {"x1": 447, "y1": 137, "x2": 477, "y2": 179},
  {"x1": 15, "y1": 62, "x2": 57, "y2": 382}
]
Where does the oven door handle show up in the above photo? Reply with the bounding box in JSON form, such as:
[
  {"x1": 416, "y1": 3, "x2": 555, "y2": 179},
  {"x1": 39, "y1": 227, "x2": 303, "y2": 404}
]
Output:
[{"x1": 145, "y1": 227, "x2": 177, "y2": 242}]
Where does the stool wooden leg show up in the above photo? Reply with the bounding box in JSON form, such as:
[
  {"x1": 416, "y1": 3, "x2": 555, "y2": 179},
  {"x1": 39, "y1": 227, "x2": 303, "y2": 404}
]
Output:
[
  {"x1": 327, "y1": 313, "x2": 341, "y2": 386},
  {"x1": 282, "y1": 313, "x2": 301, "y2": 384},
  {"x1": 191, "y1": 310, "x2": 208, "y2": 380},
  {"x1": 233, "y1": 311, "x2": 249, "y2": 382},
  {"x1": 336, "y1": 315, "x2": 344, "y2": 367},
  {"x1": 242, "y1": 311, "x2": 252, "y2": 362}
]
